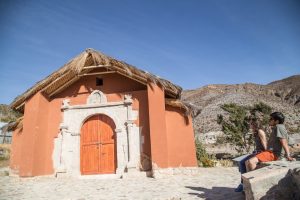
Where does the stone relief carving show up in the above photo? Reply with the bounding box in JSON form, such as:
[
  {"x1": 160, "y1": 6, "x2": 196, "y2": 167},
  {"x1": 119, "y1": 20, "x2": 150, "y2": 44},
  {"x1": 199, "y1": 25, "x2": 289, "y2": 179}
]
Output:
[
  {"x1": 87, "y1": 90, "x2": 107, "y2": 105},
  {"x1": 124, "y1": 94, "x2": 133, "y2": 104},
  {"x1": 61, "y1": 99, "x2": 70, "y2": 109}
]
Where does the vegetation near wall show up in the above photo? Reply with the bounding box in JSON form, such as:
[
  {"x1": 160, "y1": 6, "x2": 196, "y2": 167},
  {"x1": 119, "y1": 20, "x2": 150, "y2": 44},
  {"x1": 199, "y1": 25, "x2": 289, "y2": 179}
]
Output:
[
  {"x1": 217, "y1": 102, "x2": 272, "y2": 154},
  {"x1": 195, "y1": 139, "x2": 215, "y2": 167},
  {"x1": 0, "y1": 144, "x2": 10, "y2": 168}
]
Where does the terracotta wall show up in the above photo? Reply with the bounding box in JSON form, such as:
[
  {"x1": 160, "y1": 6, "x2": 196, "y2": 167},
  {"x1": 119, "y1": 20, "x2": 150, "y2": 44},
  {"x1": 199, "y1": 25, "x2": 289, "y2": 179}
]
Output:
[
  {"x1": 9, "y1": 92, "x2": 51, "y2": 177},
  {"x1": 165, "y1": 105, "x2": 197, "y2": 167},
  {"x1": 147, "y1": 84, "x2": 168, "y2": 168},
  {"x1": 10, "y1": 73, "x2": 150, "y2": 176},
  {"x1": 9, "y1": 128, "x2": 23, "y2": 174}
]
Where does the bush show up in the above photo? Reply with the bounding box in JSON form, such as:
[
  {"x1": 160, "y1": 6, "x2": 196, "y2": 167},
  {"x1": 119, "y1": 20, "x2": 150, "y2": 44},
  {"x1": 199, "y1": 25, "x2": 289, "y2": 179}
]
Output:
[
  {"x1": 217, "y1": 102, "x2": 272, "y2": 154},
  {"x1": 0, "y1": 144, "x2": 10, "y2": 160},
  {"x1": 195, "y1": 139, "x2": 215, "y2": 167}
]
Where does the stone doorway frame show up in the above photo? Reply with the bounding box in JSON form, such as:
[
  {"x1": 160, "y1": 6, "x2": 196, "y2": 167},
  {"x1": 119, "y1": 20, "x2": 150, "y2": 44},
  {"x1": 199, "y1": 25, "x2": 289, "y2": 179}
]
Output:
[{"x1": 52, "y1": 90, "x2": 141, "y2": 177}]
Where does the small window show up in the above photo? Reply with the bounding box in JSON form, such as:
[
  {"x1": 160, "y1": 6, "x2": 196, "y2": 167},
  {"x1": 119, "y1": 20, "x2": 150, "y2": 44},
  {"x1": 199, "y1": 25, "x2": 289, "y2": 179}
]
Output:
[{"x1": 96, "y1": 78, "x2": 103, "y2": 86}]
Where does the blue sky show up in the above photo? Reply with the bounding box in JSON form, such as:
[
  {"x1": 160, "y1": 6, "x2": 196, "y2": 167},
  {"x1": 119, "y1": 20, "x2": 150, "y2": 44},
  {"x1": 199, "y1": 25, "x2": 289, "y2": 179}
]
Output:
[{"x1": 0, "y1": 0, "x2": 299, "y2": 104}]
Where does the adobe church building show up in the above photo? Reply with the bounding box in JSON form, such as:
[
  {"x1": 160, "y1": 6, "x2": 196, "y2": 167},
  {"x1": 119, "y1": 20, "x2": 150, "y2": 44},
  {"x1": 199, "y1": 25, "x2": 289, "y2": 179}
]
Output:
[{"x1": 9, "y1": 49, "x2": 198, "y2": 178}]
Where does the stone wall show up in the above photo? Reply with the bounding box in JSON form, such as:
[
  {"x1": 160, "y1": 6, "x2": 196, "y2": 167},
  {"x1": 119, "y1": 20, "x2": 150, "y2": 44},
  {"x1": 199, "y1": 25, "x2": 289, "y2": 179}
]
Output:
[{"x1": 242, "y1": 161, "x2": 300, "y2": 200}]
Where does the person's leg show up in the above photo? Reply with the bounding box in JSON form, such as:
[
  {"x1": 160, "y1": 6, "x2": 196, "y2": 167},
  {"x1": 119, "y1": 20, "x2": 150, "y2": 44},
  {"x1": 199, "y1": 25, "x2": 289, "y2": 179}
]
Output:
[
  {"x1": 235, "y1": 155, "x2": 253, "y2": 192},
  {"x1": 247, "y1": 157, "x2": 259, "y2": 171},
  {"x1": 240, "y1": 155, "x2": 253, "y2": 174}
]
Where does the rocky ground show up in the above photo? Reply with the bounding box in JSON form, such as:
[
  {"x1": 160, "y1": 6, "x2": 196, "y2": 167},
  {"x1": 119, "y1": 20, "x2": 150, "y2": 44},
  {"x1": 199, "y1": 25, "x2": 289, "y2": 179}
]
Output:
[{"x1": 0, "y1": 167, "x2": 243, "y2": 200}]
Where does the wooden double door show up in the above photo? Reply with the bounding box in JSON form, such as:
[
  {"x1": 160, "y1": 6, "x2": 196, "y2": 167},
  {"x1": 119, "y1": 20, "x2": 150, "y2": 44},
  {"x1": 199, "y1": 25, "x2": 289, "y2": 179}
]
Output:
[{"x1": 80, "y1": 114, "x2": 116, "y2": 175}]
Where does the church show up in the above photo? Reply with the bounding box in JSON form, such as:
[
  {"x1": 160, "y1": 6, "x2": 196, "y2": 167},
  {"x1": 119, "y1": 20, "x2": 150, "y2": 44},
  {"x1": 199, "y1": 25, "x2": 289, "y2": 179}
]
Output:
[{"x1": 9, "y1": 48, "x2": 198, "y2": 177}]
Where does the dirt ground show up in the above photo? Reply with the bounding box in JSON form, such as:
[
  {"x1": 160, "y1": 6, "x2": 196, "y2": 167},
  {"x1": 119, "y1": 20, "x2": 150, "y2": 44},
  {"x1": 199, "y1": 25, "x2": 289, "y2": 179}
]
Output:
[{"x1": 0, "y1": 167, "x2": 244, "y2": 200}]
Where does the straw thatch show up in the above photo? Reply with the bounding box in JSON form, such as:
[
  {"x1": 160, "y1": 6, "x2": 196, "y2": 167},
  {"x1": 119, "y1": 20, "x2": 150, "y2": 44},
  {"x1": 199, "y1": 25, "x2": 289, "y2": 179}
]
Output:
[
  {"x1": 165, "y1": 99, "x2": 202, "y2": 118},
  {"x1": 11, "y1": 48, "x2": 182, "y2": 111}
]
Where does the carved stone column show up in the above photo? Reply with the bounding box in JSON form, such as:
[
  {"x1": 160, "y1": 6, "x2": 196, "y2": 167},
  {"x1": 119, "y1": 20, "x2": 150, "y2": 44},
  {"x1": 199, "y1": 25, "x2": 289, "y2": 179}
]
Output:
[
  {"x1": 126, "y1": 121, "x2": 140, "y2": 171},
  {"x1": 124, "y1": 94, "x2": 141, "y2": 171},
  {"x1": 115, "y1": 128, "x2": 128, "y2": 175},
  {"x1": 55, "y1": 124, "x2": 68, "y2": 173}
]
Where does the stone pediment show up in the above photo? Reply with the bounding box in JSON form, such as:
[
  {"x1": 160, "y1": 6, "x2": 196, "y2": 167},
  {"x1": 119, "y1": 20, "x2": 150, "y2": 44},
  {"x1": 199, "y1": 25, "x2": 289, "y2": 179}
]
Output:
[{"x1": 87, "y1": 90, "x2": 107, "y2": 105}]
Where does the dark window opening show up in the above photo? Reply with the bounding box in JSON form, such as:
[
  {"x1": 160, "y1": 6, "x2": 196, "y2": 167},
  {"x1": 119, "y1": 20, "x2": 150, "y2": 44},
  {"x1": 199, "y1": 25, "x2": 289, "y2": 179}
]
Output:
[{"x1": 96, "y1": 78, "x2": 103, "y2": 86}]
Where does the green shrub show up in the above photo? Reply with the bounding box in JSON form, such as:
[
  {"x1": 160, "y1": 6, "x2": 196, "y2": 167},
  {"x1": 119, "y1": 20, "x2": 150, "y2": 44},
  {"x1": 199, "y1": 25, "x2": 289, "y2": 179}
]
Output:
[
  {"x1": 217, "y1": 102, "x2": 272, "y2": 154},
  {"x1": 195, "y1": 139, "x2": 215, "y2": 167}
]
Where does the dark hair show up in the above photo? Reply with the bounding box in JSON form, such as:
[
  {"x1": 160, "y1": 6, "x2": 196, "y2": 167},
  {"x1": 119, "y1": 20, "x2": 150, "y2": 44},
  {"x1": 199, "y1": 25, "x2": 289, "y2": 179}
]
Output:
[
  {"x1": 250, "y1": 118, "x2": 263, "y2": 134},
  {"x1": 270, "y1": 112, "x2": 285, "y2": 124}
]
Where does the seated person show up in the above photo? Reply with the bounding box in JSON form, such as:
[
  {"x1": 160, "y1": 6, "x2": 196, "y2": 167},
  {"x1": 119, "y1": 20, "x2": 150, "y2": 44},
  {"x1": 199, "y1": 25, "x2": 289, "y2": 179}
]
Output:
[
  {"x1": 246, "y1": 112, "x2": 295, "y2": 172},
  {"x1": 235, "y1": 118, "x2": 267, "y2": 192}
]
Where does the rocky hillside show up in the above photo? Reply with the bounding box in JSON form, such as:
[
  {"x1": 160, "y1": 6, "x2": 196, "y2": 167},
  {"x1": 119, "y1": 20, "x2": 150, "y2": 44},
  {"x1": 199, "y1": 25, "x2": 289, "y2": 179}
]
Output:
[
  {"x1": 0, "y1": 104, "x2": 21, "y2": 123},
  {"x1": 182, "y1": 75, "x2": 300, "y2": 135}
]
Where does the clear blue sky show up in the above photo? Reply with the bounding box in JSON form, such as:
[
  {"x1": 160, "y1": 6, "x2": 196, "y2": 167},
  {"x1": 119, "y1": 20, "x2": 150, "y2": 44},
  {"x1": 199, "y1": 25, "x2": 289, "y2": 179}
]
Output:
[{"x1": 1, "y1": 0, "x2": 299, "y2": 104}]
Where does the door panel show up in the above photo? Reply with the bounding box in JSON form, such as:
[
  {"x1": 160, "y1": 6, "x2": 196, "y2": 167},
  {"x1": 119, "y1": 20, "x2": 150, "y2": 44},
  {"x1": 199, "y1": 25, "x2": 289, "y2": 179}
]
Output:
[
  {"x1": 81, "y1": 144, "x2": 99, "y2": 174},
  {"x1": 80, "y1": 114, "x2": 116, "y2": 175},
  {"x1": 100, "y1": 143, "x2": 115, "y2": 173}
]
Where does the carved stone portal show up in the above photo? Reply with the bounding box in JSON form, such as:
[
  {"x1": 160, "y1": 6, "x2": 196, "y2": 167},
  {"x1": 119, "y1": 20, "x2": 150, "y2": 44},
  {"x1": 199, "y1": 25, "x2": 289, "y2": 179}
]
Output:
[{"x1": 53, "y1": 91, "x2": 140, "y2": 178}]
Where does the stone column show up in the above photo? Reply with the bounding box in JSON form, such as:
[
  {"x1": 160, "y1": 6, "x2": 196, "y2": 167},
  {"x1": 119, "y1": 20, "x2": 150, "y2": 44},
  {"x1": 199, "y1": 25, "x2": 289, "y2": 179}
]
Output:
[
  {"x1": 115, "y1": 128, "x2": 128, "y2": 175},
  {"x1": 70, "y1": 132, "x2": 81, "y2": 176},
  {"x1": 124, "y1": 94, "x2": 140, "y2": 172},
  {"x1": 59, "y1": 130, "x2": 67, "y2": 172},
  {"x1": 126, "y1": 121, "x2": 141, "y2": 171}
]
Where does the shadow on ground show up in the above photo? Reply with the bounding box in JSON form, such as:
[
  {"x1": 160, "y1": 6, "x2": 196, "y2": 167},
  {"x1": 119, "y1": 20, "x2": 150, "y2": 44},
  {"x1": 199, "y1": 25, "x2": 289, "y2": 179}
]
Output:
[{"x1": 186, "y1": 186, "x2": 244, "y2": 200}]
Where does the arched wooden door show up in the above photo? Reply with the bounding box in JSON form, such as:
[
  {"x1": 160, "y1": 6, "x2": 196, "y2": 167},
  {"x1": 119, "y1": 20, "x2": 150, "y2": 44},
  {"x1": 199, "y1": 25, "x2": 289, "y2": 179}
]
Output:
[{"x1": 80, "y1": 114, "x2": 116, "y2": 175}]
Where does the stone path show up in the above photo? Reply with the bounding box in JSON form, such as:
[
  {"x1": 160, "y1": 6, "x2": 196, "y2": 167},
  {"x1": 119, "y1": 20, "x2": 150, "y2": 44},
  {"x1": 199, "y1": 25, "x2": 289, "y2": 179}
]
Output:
[{"x1": 0, "y1": 167, "x2": 244, "y2": 200}]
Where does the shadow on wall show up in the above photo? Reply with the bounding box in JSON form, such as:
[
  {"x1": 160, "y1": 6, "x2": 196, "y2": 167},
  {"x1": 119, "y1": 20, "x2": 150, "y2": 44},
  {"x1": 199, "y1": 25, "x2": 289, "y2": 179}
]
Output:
[
  {"x1": 185, "y1": 186, "x2": 243, "y2": 200},
  {"x1": 260, "y1": 168, "x2": 300, "y2": 200}
]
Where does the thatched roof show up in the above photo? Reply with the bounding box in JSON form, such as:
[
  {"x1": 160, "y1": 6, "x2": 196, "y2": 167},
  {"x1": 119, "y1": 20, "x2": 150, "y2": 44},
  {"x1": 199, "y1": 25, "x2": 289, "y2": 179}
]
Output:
[
  {"x1": 10, "y1": 48, "x2": 183, "y2": 111},
  {"x1": 165, "y1": 99, "x2": 202, "y2": 118}
]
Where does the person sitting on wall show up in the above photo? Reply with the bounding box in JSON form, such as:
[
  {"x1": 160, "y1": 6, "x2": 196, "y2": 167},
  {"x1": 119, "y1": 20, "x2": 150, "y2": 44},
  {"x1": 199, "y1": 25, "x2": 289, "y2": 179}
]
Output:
[
  {"x1": 245, "y1": 112, "x2": 295, "y2": 172},
  {"x1": 234, "y1": 118, "x2": 267, "y2": 192}
]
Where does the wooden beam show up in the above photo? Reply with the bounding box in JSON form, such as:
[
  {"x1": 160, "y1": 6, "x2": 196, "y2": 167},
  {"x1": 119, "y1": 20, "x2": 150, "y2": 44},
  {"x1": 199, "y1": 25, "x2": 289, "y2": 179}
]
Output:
[
  {"x1": 78, "y1": 71, "x2": 116, "y2": 77},
  {"x1": 15, "y1": 101, "x2": 25, "y2": 111},
  {"x1": 48, "y1": 76, "x2": 80, "y2": 97},
  {"x1": 82, "y1": 65, "x2": 111, "y2": 70},
  {"x1": 41, "y1": 75, "x2": 66, "y2": 93},
  {"x1": 115, "y1": 71, "x2": 147, "y2": 85}
]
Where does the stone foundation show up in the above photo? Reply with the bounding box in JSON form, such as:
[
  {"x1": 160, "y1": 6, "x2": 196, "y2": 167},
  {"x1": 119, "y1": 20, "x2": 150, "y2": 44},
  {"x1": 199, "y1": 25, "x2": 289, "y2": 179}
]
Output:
[{"x1": 152, "y1": 167, "x2": 202, "y2": 178}]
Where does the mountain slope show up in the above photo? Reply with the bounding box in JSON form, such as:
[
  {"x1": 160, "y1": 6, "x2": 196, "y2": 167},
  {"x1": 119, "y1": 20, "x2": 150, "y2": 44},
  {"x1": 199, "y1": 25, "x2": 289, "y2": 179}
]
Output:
[{"x1": 182, "y1": 75, "x2": 300, "y2": 135}]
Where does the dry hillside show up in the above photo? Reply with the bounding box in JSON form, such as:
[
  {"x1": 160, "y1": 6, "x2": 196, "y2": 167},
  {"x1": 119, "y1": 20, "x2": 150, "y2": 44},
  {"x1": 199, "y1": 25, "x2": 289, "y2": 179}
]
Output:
[
  {"x1": 0, "y1": 104, "x2": 21, "y2": 123},
  {"x1": 182, "y1": 75, "x2": 300, "y2": 135}
]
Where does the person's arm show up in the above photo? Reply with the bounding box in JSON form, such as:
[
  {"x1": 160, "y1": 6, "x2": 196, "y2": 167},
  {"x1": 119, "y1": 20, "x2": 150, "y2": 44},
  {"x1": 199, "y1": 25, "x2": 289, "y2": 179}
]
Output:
[
  {"x1": 279, "y1": 138, "x2": 295, "y2": 161},
  {"x1": 258, "y1": 129, "x2": 267, "y2": 150}
]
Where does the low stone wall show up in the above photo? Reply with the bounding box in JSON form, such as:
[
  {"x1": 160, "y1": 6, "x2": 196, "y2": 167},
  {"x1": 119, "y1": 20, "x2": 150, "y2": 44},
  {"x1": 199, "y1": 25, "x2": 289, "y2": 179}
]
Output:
[{"x1": 242, "y1": 161, "x2": 300, "y2": 200}]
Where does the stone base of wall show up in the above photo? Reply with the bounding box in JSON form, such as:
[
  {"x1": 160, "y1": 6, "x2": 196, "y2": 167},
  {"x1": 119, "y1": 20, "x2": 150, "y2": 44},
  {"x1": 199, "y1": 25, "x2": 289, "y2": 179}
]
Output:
[
  {"x1": 152, "y1": 167, "x2": 202, "y2": 179},
  {"x1": 242, "y1": 161, "x2": 300, "y2": 200},
  {"x1": 121, "y1": 170, "x2": 152, "y2": 179},
  {"x1": 8, "y1": 168, "x2": 18, "y2": 177}
]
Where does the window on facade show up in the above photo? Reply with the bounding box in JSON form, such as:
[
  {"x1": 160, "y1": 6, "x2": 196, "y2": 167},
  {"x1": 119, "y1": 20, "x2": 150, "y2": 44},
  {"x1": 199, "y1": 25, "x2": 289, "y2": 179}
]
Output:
[{"x1": 96, "y1": 78, "x2": 103, "y2": 86}]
